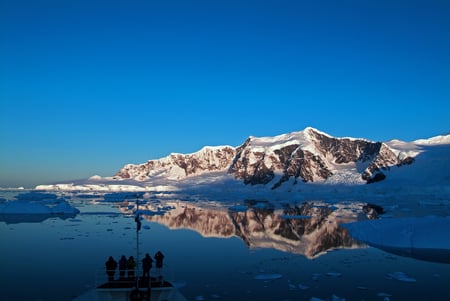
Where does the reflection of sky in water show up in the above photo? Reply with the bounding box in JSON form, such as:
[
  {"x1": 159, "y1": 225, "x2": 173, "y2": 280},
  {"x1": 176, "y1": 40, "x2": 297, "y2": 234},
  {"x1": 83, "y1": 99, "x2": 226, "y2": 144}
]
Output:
[{"x1": 1, "y1": 196, "x2": 450, "y2": 301}]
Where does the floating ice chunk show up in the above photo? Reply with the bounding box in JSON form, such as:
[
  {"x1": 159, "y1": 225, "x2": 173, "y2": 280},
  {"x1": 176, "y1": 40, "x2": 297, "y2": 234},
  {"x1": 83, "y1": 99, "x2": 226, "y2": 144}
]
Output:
[
  {"x1": 342, "y1": 216, "x2": 450, "y2": 263},
  {"x1": 0, "y1": 196, "x2": 80, "y2": 221},
  {"x1": 332, "y1": 294, "x2": 346, "y2": 301},
  {"x1": 195, "y1": 296, "x2": 206, "y2": 301},
  {"x1": 356, "y1": 286, "x2": 368, "y2": 290},
  {"x1": 377, "y1": 292, "x2": 392, "y2": 297},
  {"x1": 298, "y1": 284, "x2": 309, "y2": 290},
  {"x1": 386, "y1": 272, "x2": 416, "y2": 282},
  {"x1": 310, "y1": 295, "x2": 346, "y2": 301},
  {"x1": 254, "y1": 273, "x2": 283, "y2": 280},
  {"x1": 288, "y1": 283, "x2": 297, "y2": 290},
  {"x1": 326, "y1": 272, "x2": 342, "y2": 278}
]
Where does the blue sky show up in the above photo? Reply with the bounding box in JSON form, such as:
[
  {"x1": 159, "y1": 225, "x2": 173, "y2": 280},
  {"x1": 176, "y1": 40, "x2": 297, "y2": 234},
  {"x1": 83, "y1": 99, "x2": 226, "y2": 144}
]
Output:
[{"x1": 1, "y1": 0, "x2": 449, "y2": 188}]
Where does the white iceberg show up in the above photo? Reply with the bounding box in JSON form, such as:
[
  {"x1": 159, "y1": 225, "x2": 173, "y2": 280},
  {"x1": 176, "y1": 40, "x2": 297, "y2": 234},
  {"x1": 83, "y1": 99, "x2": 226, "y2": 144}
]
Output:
[
  {"x1": 342, "y1": 216, "x2": 450, "y2": 263},
  {"x1": 0, "y1": 192, "x2": 80, "y2": 223},
  {"x1": 326, "y1": 272, "x2": 342, "y2": 278}
]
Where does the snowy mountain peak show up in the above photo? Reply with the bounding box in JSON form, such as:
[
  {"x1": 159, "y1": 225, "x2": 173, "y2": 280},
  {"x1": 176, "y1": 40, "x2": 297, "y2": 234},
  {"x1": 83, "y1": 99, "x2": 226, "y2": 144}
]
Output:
[
  {"x1": 246, "y1": 130, "x2": 311, "y2": 152},
  {"x1": 112, "y1": 127, "x2": 420, "y2": 188},
  {"x1": 37, "y1": 127, "x2": 450, "y2": 192},
  {"x1": 304, "y1": 126, "x2": 333, "y2": 138},
  {"x1": 245, "y1": 127, "x2": 334, "y2": 153},
  {"x1": 115, "y1": 145, "x2": 236, "y2": 181},
  {"x1": 170, "y1": 145, "x2": 235, "y2": 157}
]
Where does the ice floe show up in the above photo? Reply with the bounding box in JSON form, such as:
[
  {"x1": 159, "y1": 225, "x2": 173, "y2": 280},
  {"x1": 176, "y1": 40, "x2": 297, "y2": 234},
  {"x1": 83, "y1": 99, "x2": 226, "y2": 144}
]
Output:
[
  {"x1": 326, "y1": 272, "x2": 342, "y2": 278},
  {"x1": 386, "y1": 271, "x2": 416, "y2": 282},
  {"x1": 298, "y1": 284, "x2": 309, "y2": 290},
  {"x1": 342, "y1": 216, "x2": 450, "y2": 263},
  {"x1": 310, "y1": 295, "x2": 346, "y2": 301},
  {"x1": 0, "y1": 192, "x2": 80, "y2": 222}
]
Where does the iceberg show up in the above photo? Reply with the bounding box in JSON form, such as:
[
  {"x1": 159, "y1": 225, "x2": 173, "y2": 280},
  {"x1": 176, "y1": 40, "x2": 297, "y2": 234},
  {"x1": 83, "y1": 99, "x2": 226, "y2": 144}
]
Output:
[
  {"x1": 0, "y1": 192, "x2": 80, "y2": 224},
  {"x1": 342, "y1": 216, "x2": 450, "y2": 263}
]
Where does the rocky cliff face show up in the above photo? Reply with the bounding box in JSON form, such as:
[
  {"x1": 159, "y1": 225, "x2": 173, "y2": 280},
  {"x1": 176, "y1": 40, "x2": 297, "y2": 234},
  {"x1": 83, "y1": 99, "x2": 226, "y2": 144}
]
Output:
[
  {"x1": 115, "y1": 146, "x2": 236, "y2": 181},
  {"x1": 114, "y1": 127, "x2": 414, "y2": 187}
]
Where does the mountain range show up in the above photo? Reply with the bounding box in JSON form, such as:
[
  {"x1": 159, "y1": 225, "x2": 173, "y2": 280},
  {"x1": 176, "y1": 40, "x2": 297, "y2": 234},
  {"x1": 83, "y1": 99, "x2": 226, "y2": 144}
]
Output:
[
  {"x1": 113, "y1": 127, "x2": 447, "y2": 187},
  {"x1": 36, "y1": 127, "x2": 450, "y2": 192}
]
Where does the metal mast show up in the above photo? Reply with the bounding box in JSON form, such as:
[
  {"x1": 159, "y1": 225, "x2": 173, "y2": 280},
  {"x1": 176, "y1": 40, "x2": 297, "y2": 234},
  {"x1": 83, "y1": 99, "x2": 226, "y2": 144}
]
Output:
[{"x1": 134, "y1": 193, "x2": 142, "y2": 290}]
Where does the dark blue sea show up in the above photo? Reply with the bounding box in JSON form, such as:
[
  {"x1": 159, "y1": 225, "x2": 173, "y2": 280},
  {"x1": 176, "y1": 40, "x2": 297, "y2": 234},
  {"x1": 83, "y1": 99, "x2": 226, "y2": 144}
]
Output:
[{"x1": 1, "y1": 191, "x2": 449, "y2": 301}]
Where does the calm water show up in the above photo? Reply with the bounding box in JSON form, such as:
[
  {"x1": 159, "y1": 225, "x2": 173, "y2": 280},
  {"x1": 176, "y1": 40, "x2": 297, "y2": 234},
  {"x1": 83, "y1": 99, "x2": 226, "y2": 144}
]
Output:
[{"x1": 1, "y1": 192, "x2": 449, "y2": 301}]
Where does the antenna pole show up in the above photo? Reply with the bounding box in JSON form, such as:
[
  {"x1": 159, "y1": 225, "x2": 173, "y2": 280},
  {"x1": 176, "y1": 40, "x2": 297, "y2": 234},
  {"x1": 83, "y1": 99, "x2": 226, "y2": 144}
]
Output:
[{"x1": 135, "y1": 193, "x2": 142, "y2": 290}]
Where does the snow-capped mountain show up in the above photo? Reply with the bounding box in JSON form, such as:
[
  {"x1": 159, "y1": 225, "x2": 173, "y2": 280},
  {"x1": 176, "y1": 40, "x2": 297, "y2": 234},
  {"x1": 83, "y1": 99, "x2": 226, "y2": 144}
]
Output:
[
  {"x1": 115, "y1": 145, "x2": 236, "y2": 181},
  {"x1": 36, "y1": 127, "x2": 450, "y2": 193},
  {"x1": 113, "y1": 127, "x2": 421, "y2": 188}
]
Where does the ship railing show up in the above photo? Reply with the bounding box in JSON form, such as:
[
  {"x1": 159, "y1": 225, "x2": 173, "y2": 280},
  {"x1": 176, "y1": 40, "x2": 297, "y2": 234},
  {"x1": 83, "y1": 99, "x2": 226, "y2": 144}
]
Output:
[{"x1": 95, "y1": 265, "x2": 179, "y2": 289}]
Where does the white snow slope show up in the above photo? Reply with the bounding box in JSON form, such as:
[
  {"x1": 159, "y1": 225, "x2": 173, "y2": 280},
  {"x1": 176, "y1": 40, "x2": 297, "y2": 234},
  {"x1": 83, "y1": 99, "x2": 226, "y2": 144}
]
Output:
[{"x1": 33, "y1": 130, "x2": 450, "y2": 204}]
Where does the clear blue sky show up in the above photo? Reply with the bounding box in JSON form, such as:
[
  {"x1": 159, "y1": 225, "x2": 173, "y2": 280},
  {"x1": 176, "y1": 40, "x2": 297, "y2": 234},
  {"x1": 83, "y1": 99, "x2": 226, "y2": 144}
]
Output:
[{"x1": 1, "y1": 0, "x2": 449, "y2": 188}]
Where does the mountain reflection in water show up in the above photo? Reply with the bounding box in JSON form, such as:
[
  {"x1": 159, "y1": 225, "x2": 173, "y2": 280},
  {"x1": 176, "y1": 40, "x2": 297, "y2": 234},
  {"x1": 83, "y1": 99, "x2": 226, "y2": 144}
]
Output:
[
  {"x1": 2, "y1": 192, "x2": 450, "y2": 301},
  {"x1": 120, "y1": 199, "x2": 373, "y2": 259}
]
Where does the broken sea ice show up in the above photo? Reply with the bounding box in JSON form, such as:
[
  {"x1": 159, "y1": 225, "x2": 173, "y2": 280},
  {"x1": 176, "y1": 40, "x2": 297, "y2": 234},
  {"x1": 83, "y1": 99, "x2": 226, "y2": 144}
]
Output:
[{"x1": 386, "y1": 271, "x2": 416, "y2": 282}]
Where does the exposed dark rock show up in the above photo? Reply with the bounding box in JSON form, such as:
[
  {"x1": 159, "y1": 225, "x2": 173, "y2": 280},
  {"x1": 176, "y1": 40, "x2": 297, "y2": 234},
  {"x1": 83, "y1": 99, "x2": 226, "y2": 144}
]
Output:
[
  {"x1": 114, "y1": 127, "x2": 415, "y2": 188},
  {"x1": 366, "y1": 172, "x2": 386, "y2": 184},
  {"x1": 398, "y1": 156, "x2": 415, "y2": 166},
  {"x1": 363, "y1": 203, "x2": 384, "y2": 219}
]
